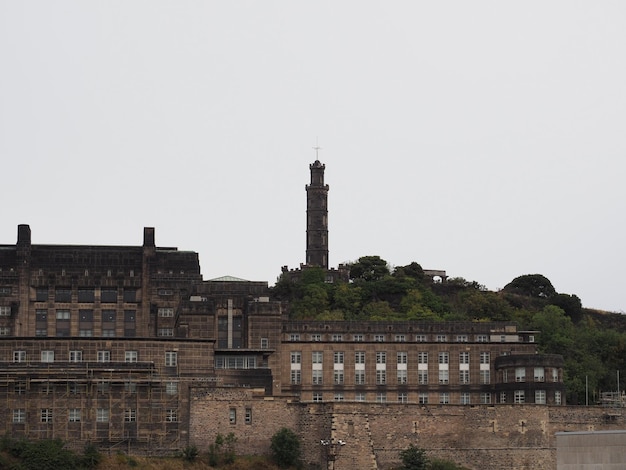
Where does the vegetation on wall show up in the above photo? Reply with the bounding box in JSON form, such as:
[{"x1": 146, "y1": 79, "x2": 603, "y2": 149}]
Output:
[{"x1": 271, "y1": 257, "x2": 626, "y2": 404}]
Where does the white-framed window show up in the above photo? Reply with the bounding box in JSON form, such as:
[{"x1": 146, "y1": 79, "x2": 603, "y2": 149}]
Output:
[
  {"x1": 289, "y1": 334, "x2": 300, "y2": 341},
  {"x1": 334, "y1": 393, "x2": 344, "y2": 401},
  {"x1": 438, "y1": 352, "x2": 449, "y2": 364},
  {"x1": 291, "y1": 352, "x2": 301, "y2": 364},
  {"x1": 312, "y1": 351, "x2": 323, "y2": 364},
  {"x1": 515, "y1": 367, "x2": 526, "y2": 382},
  {"x1": 398, "y1": 392, "x2": 408, "y2": 403},
  {"x1": 416, "y1": 334, "x2": 427, "y2": 342},
  {"x1": 166, "y1": 409, "x2": 178, "y2": 422},
  {"x1": 376, "y1": 392, "x2": 387, "y2": 403},
  {"x1": 41, "y1": 408, "x2": 53, "y2": 423},
  {"x1": 158, "y1": 328, "x2": 174, "y2": 337},
  {"x1": 166, "y1": 382, "x2": 178, "y2": 395},
  {"x1": 79, "y1": 329, "x2": 93, "y2": 337},
  {"x1": 552, "y1": 368, "x2": 559, "y2": 382},
  {"x1": 125, "y1": 381, "x2": 137, "y2": 394},
  {"x1": 374, "y1": 334, "x2": 385, "y2": 342},
  {"x1": 353, "y1": 334, "x2": 363, "y2": 342},
  {"x1": 459, "y1": 352, "x2": 469, "y2": 364},
  {"x1": 311, "y1": 334, "x2": 322, "y2": 341},
  {"x1": 125, "y1": 351, "x2": 138, "y2": 363},
  {"x1": 291, "y1": 369, "x2": 301, "y2": 384},
  {"x1": 69, "y1": 350, "x2": 82, "y2": 363},
  {"x1": 125, "y1": 409, "x2": 137, "y2": 422},
  {"x1": 395, "y1": 334, "x2": 406, "y2": 342},
  {"x1": 514, "y1": 390, "x2": 525, "y2": 404},
  {"x1": 245, "y1": 408, "x2": 252, "y2": 424},
  {"x1": 480, "y1": 352, "x2": 490, "y2": 364},
  {"x1": 165, "y1": 351, "x2": 177, "y2": 367},
  {"x1": 439, "y1": 393, "x2": 450, "y2": 404},
  {"x1": 459, "y1": 370, "x2": 470, "y2": 384},
  {"x1": 419, "y1": 393, "x2": 429, "y2": 404},
  {"x1": 418, "y1": 370, "x2": 428, "y2": 385},
  {"x1": 332, "y1": 334, "x2": 342, "y2": 342},
  {"x1": 376, "y1": 370, "x2": 386, "y2": 385},
  {"x1": 500, "y1": 391, "x2": 507, "y2": 403},
  {"x1": 97, "y1": 350, "x2": 110, "y2": 363},
  {"x1": 397, "y1": 369, "x2": 408, "y2": 384},
  {"x1": 535, "y1": 390, "x2": 546, "y2": 404},
  {"x1": 313, "y1": 393, "x2": 323, "y2": 403},
  {"x1": 56, "y1": 310, "x2": 70, "y2": 320},
  {"x1": 438, "y1": 369, "x2": 449, "y2": 384},
  {"x1": 397, "y1": 352, "x2": 407, "y2": 364},
  {"x1": 456, "y1": 335, "x2": 468, "y2": 342},
  {"x1": 158, "y1": 308, "x2": 174, "y2": 317},
  {"x1": 555, "y1": 390, "x2": 562, "y2": 405},
  {"x1": 69, "y1": 408, "x2": 81, "y2": 422},
  {"x1": 0, "y1": 306, "x2": 11, "y2": 316},
  {"x1": 355, "y1": 370, "x2": 365, "y2": 385},
  {"x1": 376, "y1": 352, "x2": 386, "y2": 364},
  {"x1": 480, "y1": 393, "x2": 491, "y2": 404},
  {"x1": 97, "y1": 409, "x2": 109, "y2": 422},
  {"x1": 476, "y1": 335, "x2": 488, "y2": 342},
  {"x1": 13, "y1": 409, "x2": 26, "y2": 423},
  {"x1": 312, "y1": 370, "x2": 323, "y2": 385},
  {"x1": 534, "y1": 367, "x2": 545, "y2": 382},
  {"x1": 355, "y1": 392, "x2": 366, "y2": 402},
  {"x1": 418, "y1": 352, "x2": 428, "y2": 364},
  {"x1": 334, "y1": 370, "x2": 344, "y2": 385},
  {"x1": 355, "y1": 351, "x2": 365, "y2": 364},
  {"x1": 333, "y1": 352, "x2": 344, "y2": 364},
  {"x1": 261, "y1": 337, "x2": 269, "y2": 348},
  {"x1": 41, "y1": 350, "x2": 54, "y2": 363},
  {"x1": 480, "y1": 370, "x2": 491, "y2": 384},
  {"x1": 13, "y1": 350, "x2": 26, "y2": 363},
  {"x1": 97, "y1": 381, "x2": 109, "y2": 394},
  {"x1": 0, "y1": 327, "x2": 10, "y2": 336},
  {"x1": 436, "y1": 335, "x2": 446, "y2": 342},
  {"x1": 460, "y1": 393, "x2": 471, "y2": 405}
]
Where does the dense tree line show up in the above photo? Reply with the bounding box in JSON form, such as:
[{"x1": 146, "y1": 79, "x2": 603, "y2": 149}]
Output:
[{"x1": 271, "y1": 258, "x2": 626, "y2": 404}]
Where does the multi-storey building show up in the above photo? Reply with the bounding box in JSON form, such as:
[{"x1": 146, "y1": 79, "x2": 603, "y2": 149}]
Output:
[{"x1": 0, "y1": 160, "x2": 565, "y2": 451}]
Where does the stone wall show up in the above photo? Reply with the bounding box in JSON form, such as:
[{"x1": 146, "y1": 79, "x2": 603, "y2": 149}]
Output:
[{"x1": 189, "y1": 387, "x2": 626, "y2": 470}]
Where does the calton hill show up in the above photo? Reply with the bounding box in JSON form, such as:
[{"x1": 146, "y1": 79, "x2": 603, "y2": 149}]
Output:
[{"x1": 272, "y1": 255, "x2": 626, "y2": 405}]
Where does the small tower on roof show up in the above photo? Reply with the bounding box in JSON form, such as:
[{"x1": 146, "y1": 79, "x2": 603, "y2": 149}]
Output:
[{"x1": 305, "y1": 159, "x2": 329, "y2": 269}]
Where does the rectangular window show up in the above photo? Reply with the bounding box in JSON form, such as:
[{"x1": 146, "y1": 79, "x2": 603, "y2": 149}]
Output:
[
  {"x1": 158, "y1": 328, "x2": 174, "y2": 337},
  {"x1": 96, "y1": 409, "x2": 109, "y2": 423},
  {"x1": 36, "y1": 288, "x2": 48, "y2": 301},
  {"x1": 438, "y1": 369, "x2": 449, "y2": 384},
  {"x1": 97, "y1": 350, "x2": 110, "y2": 362},
  {"x1": 229, "y1": 408, "x2": 236, "y2": 424},
  {"x1": 552, "y1": 369, "x2": 559, "y2": 382},
  {"x1": 376, "y1": 352, "x2": 386, "y2": 364},
  {"x1": 124, "y1": 381, "x2": 136, "y2": 394},
  {"x1": 0, "y1": 306, "x2": 11, "y2": 316},
  {"x1": 457, "y1": 335, "x2": 468, "y2": 342},
  {"x1": 165, "y1": 351, "x2": 177, "y2": 367},
  {"x1": 460, "y1": 392, "x2": 471, "y2": 405},
  {"x1": 395, "y1": 334, "x2": 406, "y2": 342},
  {"x1": 78, "y1": 289, "x2": 95, "y2": 302},
  {"x1": 97, "y1": 382, "x2": 109, "y2": 394},
  {"x1": 124, "y1": 409, "x2": 136, "y2": 422},
  {"x1": 0, "y1": 326, "x2": 10, "y2": 336},
  {"x1": 419, "y1": 393, "x2": 429, "y2": 404},
  {"x1": 355, "y1": 392, "x2": 366, "y2": 402},
  {"x1": 289, "y1": 334, "x2": 300, "y2": 341},
  {"x1": 476, "y1": 335, "x2": 488, "y2": 342},
  {"x1": 69, "y1": 408, "x2": 81, "y2": 422},
  {"x1": 353, "y1": 334, "x2": 363, "y2": 342},
  {"x1": 397, "y1": 352, "x2": 407, "y2": 364},
  {"x1": 514, "y1": 390, "x2": 525, "y2": 404},
  {"x1": 332, "y1": 334, "x2": 342, "y2": 341},
  {"x1": 291, "y1": 352, "x2": 301, "y2": 364},
  {"x1": 55, "y1": 288, "x2": 72, "y2": 302},
  {"x1": 158, "y1": 308, "x2": 174, "y2": 317},
  {"x1": 418, "y1": 370, "x2": 428, "y2": 385},
  {"x1": 101, "y1": 289, "x2": 117, "y2": 303},
  {"x1": 13, "y1": 409, "x2": 26, "y2": 423},
  {"x1": 166, "y1": 409, "x2": 178, "y2": 422},
  {"x1": 436, "y1": 335, "x2": 446, "y2": 342},
  {"x1": 312, "y1": 370, "x2": 323, "y2": 385},
  {"x1": 480, "y1": 370, "x2": 491, "y2": 384},
  {"x1": 535, "y1": 390, "x2": 546, "y2": 404},
  {"x1": 125, "y1": 351, "x2": 138, "y2": 363},
  {"x1": 36, "y1": 328, "x2": 47, "y2": 337},
  {"x1": 13, "y1": 350, "x2": 26, "y2": 363},
  {"x1": 459, "y1": 352, "x2": 469, "y2": 364},
  {"x1": 500, "y1": 391, "x2": 507, "y2": 403},
  {"x1": 376, "y1": 392, "x2": 387, "y2": 403},
  {"x1": 439, "y1": 393, "x2": 450, "y2": 404},
  {"x1": 123, "y1": 289, "x2": 137, "y2": 302},
  {"x1": 245, "y1": 408, "x2": 252, "y2": 424},
  {"x1": 355, "y1": 351, "x2": 365, "y2": 364},
  {"x1": 15, "y1": 382, "x2": 26, "y2": 395},
  {"x1": 334, "y1": 371, "x2": 344, "y2": 385},
  {"x1": 334, "y1": 393, "x2": 344, "y2": 401},
  {"x1": 534, "y1": 367, "x2": 545, "y2": 382},
  {"x1": 166, "y1": 382, "x2": 178, "y2": 396},
  {"x1": 69, "y1": 350, "x2": 82, "y2": 362},
  {"x1": 41, "y1": 408, "x2": 53, "y2": 423},
  {"x1": 261, "y1": 338, "x2": 269, "y2": 348},
  {"x1": 438, "y1": 352, "x2": 449, "y2": 364},
  {"x1": 515, "y1": 367, "x2": 526, "y2": 382},
  {"x1": 312, "y1": 351, "x2": 323, "y2": 364},
  {"x1": 376, "y1": 370, "x2": 386, "y2": 385},
  {"x1": 397, "y1": 369, "x2": 408, "y2": 384},
  {"x1": 291, "y1": 370, "x2": 301, "y2": 384},
  {"x1": 355, "y1": 370, "x2": 365, "y2": 385},
  {"x1": 418, "y1": 352, "x2": 428, "y2": 364},
  {"x1": 459, "y1": 370, "x2": 470, "y2": 384},
  {"x1": 416, "y1": 334, "x2": 427, "y2": 342},
  {"x1": 41, "y1": 350, "x2": 54, "y2": 363},
  {"x1": 555, "y1": 390, "x2": 562, "y2": 405},
  {"x1": 102, "y1": 310, "x2": 116, "y2": 322},
  {"x1": 374, "y1": 334, "x2": 385, "y2": 342},
  {"x1": 333, "y1": 352, "x2": 344, "y2": 364},
  {"x1": 480, "y1": 352, "x2": 490, "y2": 364},
  {"x1": 313, "y1": 393, "x2": 323, "y2": 403},
  {"x1": 311, "y1": 334, "x2": 322, "y2": 341},
  {"x1": 480, "y1": 393, "x2": 491, "y2": 404}
]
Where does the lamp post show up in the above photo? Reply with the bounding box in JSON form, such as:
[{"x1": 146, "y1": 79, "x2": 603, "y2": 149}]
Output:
[{"x1": 320, "y1": 438, "x2": 346, "y2": 470}]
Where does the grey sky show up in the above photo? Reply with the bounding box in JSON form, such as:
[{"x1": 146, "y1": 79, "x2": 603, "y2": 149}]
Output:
[{"x1": 1, "y1": 1, "x2": 625, "y2": 312}]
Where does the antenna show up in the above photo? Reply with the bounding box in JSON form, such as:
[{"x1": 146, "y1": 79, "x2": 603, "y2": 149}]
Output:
[{"x1": 313, "y1": 137, "x2": 321, "y2": 160}]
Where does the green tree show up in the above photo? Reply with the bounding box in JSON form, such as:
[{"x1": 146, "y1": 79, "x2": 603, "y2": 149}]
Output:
[
  {"x1": 270, "y1": 428, "x2": 301, "y2": 469},
  {"x1": 503, "y1": 274, "x2": 556, "y2": 299},
  {"x1": 393, "y1": 262, "x2": 424, "y2": 282},
  {"x1": 349, "y1": 256, "x2": 390, "y2": 282},
  {"x1": 549, "y1": 293, "x2": 583, "y2": 322},
  {"x1": 399, "y1": 444, "x2": 428, "y2": 470}
]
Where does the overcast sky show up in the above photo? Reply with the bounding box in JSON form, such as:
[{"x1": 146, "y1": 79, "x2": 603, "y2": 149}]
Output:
[{"x1": 1, "y1": 2, "x2": 625, "y2": 312}]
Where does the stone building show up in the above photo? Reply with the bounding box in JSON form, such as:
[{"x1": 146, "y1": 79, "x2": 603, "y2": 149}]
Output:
[{"x1": 0, "y1": 160, "x2": 567, "y2": 460}]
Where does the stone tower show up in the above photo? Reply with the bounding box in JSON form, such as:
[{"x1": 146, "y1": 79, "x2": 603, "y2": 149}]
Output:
[{"x1": 306, "y1": 160, "x2": 329, "y2": 269}]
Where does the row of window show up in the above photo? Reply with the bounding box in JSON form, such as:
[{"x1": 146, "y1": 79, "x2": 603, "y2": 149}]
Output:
[
  {"x1": 288, "y1": 333, "x2": 530, "y2": 343},
  {"x1": 11, "y1": 350, "x2": 178, "y2": 366},
  {"x1": 294, "y1": 368, "x2": 490, "y2": 385},
  {"x1": 309, "y1": 390, "x2": 561, "y2": 405},
  {"x1": 503, "y1": 367, "x2": 559, "y2": 383},
  {"x1": 291, "y1": 351, "x2": 491, "y2": 365},
  {"x1": 228, "y1": 407, "x2": 253, "y2": 425},
  {"x1": 12, "y1": 381, "x2": 179, "y2": 396},
  {"x1": 35, "y1": 288, "x2": 139, "y2": 303},
  {"x1": 12, "y1": 408, "x2": 178, "y2": 423}
]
